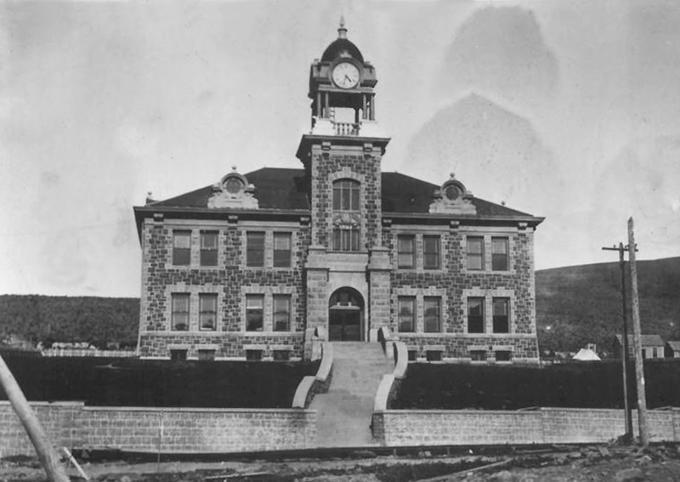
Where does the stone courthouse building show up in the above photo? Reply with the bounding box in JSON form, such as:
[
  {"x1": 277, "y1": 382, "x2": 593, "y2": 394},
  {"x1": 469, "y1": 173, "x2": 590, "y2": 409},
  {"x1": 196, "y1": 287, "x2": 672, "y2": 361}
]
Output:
[{"x1": 134, "y1": 22, "x2": 544, "y2": 363}]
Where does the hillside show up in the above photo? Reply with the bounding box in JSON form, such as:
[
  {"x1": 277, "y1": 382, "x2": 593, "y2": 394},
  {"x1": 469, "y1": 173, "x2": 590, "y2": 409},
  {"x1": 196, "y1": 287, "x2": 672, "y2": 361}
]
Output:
[
  {"x1": 0, "y1": 295, "x2": 138, "y2": 348},
  {"x1": 536, "y1": 257, "x2": 680, "y2": 354}
]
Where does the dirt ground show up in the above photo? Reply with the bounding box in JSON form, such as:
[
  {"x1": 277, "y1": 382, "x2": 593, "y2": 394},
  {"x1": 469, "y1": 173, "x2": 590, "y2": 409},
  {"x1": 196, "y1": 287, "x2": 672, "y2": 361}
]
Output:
[{"x1": 1, "y1": 444, "x2": 679, "y2": 482}]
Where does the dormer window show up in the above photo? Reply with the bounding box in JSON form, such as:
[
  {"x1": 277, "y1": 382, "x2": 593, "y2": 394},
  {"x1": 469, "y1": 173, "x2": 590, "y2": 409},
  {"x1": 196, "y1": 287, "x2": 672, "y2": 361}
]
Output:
[
  {"x1": 207, "y1": 168, "x2": 258, "y2": 209},
  {"x1": 225, "y1": 177, "x2": 244, "y2": 194},
  {"x1": 444, "y1": 183, "x2": 461, "y2": 201}
]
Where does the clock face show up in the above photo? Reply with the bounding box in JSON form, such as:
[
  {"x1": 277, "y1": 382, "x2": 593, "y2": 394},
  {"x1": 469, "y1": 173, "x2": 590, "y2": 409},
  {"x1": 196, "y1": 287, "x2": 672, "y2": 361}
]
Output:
[
  {"x1": 332, "y1": 62, "x2": 360, "y2": 89},
  {"x1": 444, "y1": 184, "x2": 460, "y2": 201}
]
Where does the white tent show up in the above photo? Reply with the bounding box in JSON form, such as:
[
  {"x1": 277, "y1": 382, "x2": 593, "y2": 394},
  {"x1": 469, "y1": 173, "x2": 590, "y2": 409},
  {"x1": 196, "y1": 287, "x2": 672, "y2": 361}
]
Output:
[{"x1": 572, "y1": 348, "x2": 601, "y2": 361}]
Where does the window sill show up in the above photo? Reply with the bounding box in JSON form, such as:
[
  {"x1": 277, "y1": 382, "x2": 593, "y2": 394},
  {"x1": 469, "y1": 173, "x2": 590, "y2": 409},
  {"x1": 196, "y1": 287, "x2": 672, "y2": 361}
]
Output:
[
  {"x1": 243, "y1": 331, "x2": 300, "y2": 336},
  {"x1": 461, "y1": 269, "x2": 515, "y2": 275},
  {"x1": 143, "y1": 330, "x2": 224, "y2": 336}
]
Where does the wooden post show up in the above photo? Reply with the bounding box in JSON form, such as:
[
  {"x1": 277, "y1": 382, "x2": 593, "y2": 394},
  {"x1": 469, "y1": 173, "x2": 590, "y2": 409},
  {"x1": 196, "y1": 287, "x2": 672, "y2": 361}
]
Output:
[
  {"x1": 604, "y1": 242, "x2": 633, "y2": 441},
  {"x1": 617, "y1": 243, "x2": 633, "y2": 441},
  {"x1": 628, "y1": 217, "x2": 649, "y2": 447},
  {"x1": 0, "y1": 354, "x2": 69, "y2": 482}
]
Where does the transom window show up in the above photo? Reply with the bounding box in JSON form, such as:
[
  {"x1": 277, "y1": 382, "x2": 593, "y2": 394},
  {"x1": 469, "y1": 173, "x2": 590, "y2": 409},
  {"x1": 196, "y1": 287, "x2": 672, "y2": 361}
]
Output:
[
  {"x1": 200, "y1": 231, "x2": 218, "y2": 266},
  {"x1": 172, "y1": 231, "x2": 191, "y2": 266},
  {"x1": 246, "y1": 232, "x2": 265, "y2": 267},
  {"x1": 333, "y1": 179, "x2": 360, "y2": 211},
  {"x1": 467, "y1": 297, "x2": 484, "y2": 333},
  {"x1": 246, "y1": 294, "x2": 264, "y2": 331},
  {"x1": 199, "y1": 293, "x2": 217, "y2": 331},
  {"x1": 171, "y1": 293, "x2": 190, "y2": 331},
  {"x1": 424, "y1": 297, "x2": 441, "y2": 333},
  {"x1": 423, "y1": 235, "x2": 441, "y2": 270},
  {"x1": 273, "y1": 232, "x2": 292, "y2": 268},
  {"x1": 397, "y1": 235, "x2": 415, "y2": 268},
  {"x1": 398, "y1": 296, "x2": 415, "y2": 333},
  {"x1": 466, "y1": 237, "x2": 484, "y2": 270},
  {"x1": 273, "y1": 295, "x2": 291, "y2": 332},
  {"x1": 492, "y1": 298, "x2": 510, "y2": 333}
]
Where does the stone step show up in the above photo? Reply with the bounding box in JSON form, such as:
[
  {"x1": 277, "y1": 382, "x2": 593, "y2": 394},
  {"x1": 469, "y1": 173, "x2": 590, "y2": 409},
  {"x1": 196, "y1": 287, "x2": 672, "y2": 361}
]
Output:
[{"x1": 310, "y1": 341, "x2": 393, "y2": 448}]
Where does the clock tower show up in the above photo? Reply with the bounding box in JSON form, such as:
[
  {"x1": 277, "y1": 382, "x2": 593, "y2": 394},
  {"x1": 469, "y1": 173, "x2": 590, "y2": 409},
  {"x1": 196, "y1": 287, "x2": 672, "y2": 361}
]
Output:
[{"x1": 297, "y1": 19, "x2": 391, "y2": 345}]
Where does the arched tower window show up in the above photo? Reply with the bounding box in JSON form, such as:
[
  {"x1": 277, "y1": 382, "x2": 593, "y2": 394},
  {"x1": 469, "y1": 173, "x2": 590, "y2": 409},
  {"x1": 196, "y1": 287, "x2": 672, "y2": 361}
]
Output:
[
  {"x1": 333, "y1": 179, "x2": 360, "y2": 211},
  {"x1": 332, "y1": 179, "x2": 361, "y2": 251}
]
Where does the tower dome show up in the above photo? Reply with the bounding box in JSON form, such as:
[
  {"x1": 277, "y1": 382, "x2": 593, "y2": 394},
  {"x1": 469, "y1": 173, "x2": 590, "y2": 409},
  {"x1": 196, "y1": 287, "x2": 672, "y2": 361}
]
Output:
[{"x1": 320, "y1": 17, "x2": 364, "y2": 63}]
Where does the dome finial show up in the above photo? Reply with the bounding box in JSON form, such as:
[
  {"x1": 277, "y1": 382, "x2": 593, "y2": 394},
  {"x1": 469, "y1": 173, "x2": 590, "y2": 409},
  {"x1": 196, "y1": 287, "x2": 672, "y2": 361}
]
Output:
[{"x1": 338, "y1": 15, "x2": 347, "y2": 39}]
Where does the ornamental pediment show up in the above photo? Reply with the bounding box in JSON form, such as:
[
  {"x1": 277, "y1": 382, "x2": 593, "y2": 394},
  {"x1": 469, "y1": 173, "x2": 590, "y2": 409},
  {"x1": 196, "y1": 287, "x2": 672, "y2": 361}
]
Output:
[
  {"x1": 207, "y1": 167, "x2": 259, "y2": 209},
  {"x1": 429, "y1": 173, "x2": 476, "y2": 215}
]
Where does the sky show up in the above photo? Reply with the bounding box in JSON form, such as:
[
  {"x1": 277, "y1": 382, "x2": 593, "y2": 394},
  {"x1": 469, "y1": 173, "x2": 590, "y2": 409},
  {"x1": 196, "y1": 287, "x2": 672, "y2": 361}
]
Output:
[{"x1": 1, "y1": 0, "x2": 679, "y2": 297}]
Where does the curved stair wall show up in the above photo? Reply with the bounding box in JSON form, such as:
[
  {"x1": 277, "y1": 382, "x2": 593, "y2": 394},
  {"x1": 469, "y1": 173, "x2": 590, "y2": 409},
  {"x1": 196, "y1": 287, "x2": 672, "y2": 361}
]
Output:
[{"x1": 292, "y1": 342, "x2": 333, "y2": 409}]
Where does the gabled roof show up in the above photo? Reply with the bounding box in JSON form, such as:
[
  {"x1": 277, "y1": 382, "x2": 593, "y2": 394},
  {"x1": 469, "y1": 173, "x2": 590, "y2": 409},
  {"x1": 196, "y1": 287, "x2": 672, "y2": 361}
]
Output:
[
  {"x1": 666, "y1": 341, "x2": 680, "y2": 351},
  {"x1": 615, "y1": 334, "x2": 665, "y2": 347},
  {"x1": 572, "y1": 348, "x2": 601, "y2": 361},
  {"x1": 147, "y1": 167, "x2": 540, "y2": 220}
]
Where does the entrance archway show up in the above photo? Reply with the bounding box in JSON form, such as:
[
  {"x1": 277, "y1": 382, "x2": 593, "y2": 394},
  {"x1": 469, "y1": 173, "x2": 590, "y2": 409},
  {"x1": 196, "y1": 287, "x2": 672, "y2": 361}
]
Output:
[{"x1": 328, "y1": 287, "x2": 364, "y2": 341}]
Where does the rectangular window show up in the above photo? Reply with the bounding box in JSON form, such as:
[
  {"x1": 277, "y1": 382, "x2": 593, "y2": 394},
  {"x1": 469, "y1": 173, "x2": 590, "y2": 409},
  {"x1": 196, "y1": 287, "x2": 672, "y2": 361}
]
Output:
[
  {"x1": 407, "y1": 350, "x2": 417, "y2": 361},
  {"x1": 200, "y1": 231, "x2": 218, "y2": 266},
  {"x1": 273, "y1": 232, "x2": 292, "y2": 268},
  {"x1": 495, "y1": 350, "x2": 511, "y2": 362},
  {"x1": 172, "y1": 231, "x2": 191, "y2": 266},
  {"x1": 398, "y1": 296, "x2": 415, "y2": 332},
  {"x1": 492, "y1": 298, "x2": 510, "y2": 333},
  {"x1": 467, "y1": 297, "x2": 484, "y2": 333},
  {"x1": 470, "y1": 350, "x2": 487, "y2": 361},
  {"x1": 424, "y1": 297, "x2": 441, "y2": 333},
  {"x1": 198, "y1": 349, "x2": 216, "y2": 361},
  {"x1": 426, "y1": 350, "x2": 442, "y2": 362},
  {"x1": 246, "y1": 232, "x2": 265, "y2": 267},
  {"x1": 273, "y1": 295, "x2": 291, "y2": 332},
  {"x1": 466, "y1": 236, "x2": 484, "y2": 270},
  {"x1": 245, "y1": 294, "x2": 264, "y2": 331},
  {"x1": 332, "y1": 228, "x2": 360, "y2": 252},
  {"x1": 397, "y1": 235, "x2": 415, "y2": 269},
  {"x1": 246, "y1": 350, "x2": 263, "y2": 361},
  {"x1": 171, "y1": 293, "x2": 190, "y2": 331},
  {"x1": 491, "y1": 237, "x2": 509, "y2": 271},
  {"x1": 423, "y1": 235, "x2": 441, "y2": 270},
  {"x1": 170, "y1": 349, "x2": 187, "y2": 361},
  {"x1": 273, "y1": 350, "x2": 290, "y2": 361},
  {"x1": 198, "y1": 293, "x2": 217, "y2": 331}
]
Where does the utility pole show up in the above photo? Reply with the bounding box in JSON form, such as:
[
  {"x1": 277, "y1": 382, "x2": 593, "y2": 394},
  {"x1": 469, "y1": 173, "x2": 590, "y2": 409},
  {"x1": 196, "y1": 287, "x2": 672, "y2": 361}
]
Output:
[
  {"x1": 628, "y1": 217, "x2": 649, "y2": 447},
  {"x1": 0, "y1": 355, "x2": 69, "y2": 482},
  {"x1": 602, "y1": 242, "x2": 633, "y2": 442}
]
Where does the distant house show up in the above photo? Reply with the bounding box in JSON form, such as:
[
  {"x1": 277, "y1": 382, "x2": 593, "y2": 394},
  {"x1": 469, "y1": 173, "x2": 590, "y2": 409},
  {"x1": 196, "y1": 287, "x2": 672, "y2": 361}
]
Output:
[
  {"x1": 573, "y1": 348, "x2": 600, "y2": 361},
  {"x1": 665, "y1": 341, "x2": 680, "y2": 359},
  {"x1": 615, "y1": 334, "x2": 665, "y2": 359}
]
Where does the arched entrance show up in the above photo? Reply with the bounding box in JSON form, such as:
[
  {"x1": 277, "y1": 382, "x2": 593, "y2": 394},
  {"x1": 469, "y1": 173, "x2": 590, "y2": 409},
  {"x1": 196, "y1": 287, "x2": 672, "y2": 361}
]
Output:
[{"x1": 328, "y1": 287, "x2": 364, "y2": 341}]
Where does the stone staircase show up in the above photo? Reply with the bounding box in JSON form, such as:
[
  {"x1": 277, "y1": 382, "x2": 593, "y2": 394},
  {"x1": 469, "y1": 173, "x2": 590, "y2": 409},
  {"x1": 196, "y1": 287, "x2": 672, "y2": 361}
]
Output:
[{"x1": 310, "y1": 342, "x2": 394, "y2": 447}]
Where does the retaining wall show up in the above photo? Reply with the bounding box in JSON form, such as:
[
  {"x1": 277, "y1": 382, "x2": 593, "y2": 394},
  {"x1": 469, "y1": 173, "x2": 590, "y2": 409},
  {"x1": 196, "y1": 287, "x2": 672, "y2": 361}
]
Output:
[
  {"x1": 373, "y1": 407, "x2": 680, "y2": 446},
  {"x1": 0, "y1": 402, "x2": 316, "y2": 458}
]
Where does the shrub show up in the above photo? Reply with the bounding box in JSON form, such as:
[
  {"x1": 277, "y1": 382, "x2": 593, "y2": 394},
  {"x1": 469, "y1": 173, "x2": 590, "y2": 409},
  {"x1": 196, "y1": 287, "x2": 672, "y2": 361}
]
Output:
[
  {"x1": 0, "y1": 354, "x2": 319, "y2": 408},
  {"x1": 392, "y1": 359, "x2": 680, "y2": 410}
]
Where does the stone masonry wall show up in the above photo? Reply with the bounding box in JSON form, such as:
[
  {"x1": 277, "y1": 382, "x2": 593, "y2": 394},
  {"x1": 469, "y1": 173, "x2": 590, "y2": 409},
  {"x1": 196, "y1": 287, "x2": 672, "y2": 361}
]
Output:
[
  {"x1": 139, "y1": 218, "x2": 311, "y2": 358},
  {"x1": 373, "y1": 408, "x2": 680, "y2": 447},
  {"x1": 383, "y1": 225, "x2": 539, "y2": 360},
  {"x1": 0, "y1": 402, "x2": 317, "y2": 457},
  {"x1": 309, "y1": 142, "x2": 383, "y2": 250}
]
